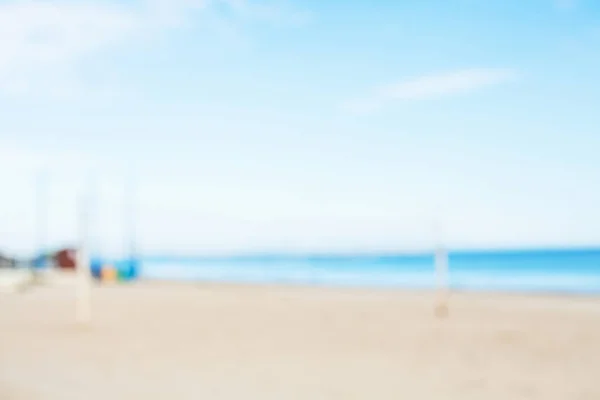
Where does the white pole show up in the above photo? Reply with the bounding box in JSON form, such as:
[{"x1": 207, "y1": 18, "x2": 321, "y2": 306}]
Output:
[
  {"x1": 434, "y1": 220, "x2": 449, "y2": 317},
  {"x1": 76, "y1": 174, "x2": 94, "y2": 326},
  {"x1": 76, "y1": 246, "x2": 92, "y2": 325},
  {"x1": 124, "y1": 174, "x2": 137, "y2": 265},
  {"x1": 33, "y1": 169, "x2": 48, "y2": 281},
  {"x1": 35, "y1": 169, "x2": 47, "y2": 263}
]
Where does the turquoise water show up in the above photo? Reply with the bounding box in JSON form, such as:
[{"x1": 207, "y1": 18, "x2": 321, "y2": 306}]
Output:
[{"x1": 139, "y1": 248, "x2": 600, "y2": 294}]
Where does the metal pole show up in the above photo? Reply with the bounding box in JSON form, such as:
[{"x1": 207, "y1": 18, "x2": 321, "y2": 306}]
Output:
[
  {"x1": 123, "y1": 174, "x2": 138, "y2": 282},
  {"x1": 434, "y1": 221, "x2": 448, "y2": 288},
  {"x1": 76, "y1": 173, "x2": 94, "y2": 326},
  {"x1": 434, "y1": 220, "x2": 449, "y2": 317},
  {"x1": 125, "y1": 175, "x2": 137, "y2": 262},
  {"x1": 35, "y1": 169, "x2": 48, "y2": 269}
]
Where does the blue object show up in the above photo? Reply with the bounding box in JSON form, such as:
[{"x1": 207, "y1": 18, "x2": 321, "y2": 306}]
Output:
[
  {"x1": 32, "y1": 254, "x2": 49, "y2": 269},
  {"x1": 113, "y1": 258, "x2": 140, "y2": 281},
  {"x1": 90, "y1": 258, "x2": 103, "y2": 279}
]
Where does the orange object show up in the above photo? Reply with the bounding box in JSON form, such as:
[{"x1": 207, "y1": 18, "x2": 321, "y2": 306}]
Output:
[{"x1": 100, "y1": 265, "x2": 117, "y2": 283}]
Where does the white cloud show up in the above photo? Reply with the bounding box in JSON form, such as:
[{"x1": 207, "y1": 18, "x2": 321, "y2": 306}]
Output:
[
  {"x1": 0, "y1": 1, "x2": 141, "y2": 96},
  {"x1": 220, "y1": 0, "x2": 312, "y2": 26},
  {"x1": 381, "y1": 68, "x2": 516, "y2": 100},
  {"x1": 554, "y1": 0, "x2": 577, "y2": 10},
  {"x1": 0, "y1": 0, "x2": 305, "y2": 98},
  {"x1": 343, "y1": 68, "x2": 517, "y2": 114}
]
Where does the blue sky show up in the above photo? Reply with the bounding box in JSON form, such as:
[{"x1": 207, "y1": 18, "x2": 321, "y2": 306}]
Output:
[{"x1": 1, "y1": 0, "x2": 600, "y2": 256}]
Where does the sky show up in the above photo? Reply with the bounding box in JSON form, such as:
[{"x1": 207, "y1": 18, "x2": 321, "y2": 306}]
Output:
[{"x1": 1, "y1": 0, "x2": 600, "y2": 256}]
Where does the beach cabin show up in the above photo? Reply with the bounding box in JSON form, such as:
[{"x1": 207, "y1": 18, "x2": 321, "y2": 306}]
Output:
[{"x1": 52, "y1": 248, "x2": 77, "y2": 270}]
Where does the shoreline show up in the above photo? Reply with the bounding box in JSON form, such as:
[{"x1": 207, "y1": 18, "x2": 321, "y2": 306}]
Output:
[{"x1": 138, "y1": 278, "x2": 600, "y2": 302}]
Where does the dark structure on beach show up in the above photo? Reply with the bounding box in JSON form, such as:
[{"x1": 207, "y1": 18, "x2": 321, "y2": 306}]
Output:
[
  {"x1": 0, "y1": 253, "x2": 17, "y2": 268},
  {"x1": 52, "y1": 248, "x2": 77, "y2": 270}
]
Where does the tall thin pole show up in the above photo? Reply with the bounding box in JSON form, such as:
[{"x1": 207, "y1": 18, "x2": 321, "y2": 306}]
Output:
[
  {"x1": 123, "y1": 173, "x2": 138, "y2": 284},
  {"x1": 124, "y1": 175, "x2": 137, "y2": 262},
  {"x1": 76, "y1": 173, "x2": 94, "y2": 326},
  {"x1": 434, "y1": 221, "x2": 448, "y2": 288},
  {"x1": 35, "y1": 168, "x2": 48, "y2": 268},
  {"x1": 434, "y1": 220, "x2": 449, "y2": 317}
]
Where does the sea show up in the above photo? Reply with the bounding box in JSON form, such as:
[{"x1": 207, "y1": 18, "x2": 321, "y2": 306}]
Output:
[{"x1": 138, "y1": 247, "x2": 600, "y2": 294}]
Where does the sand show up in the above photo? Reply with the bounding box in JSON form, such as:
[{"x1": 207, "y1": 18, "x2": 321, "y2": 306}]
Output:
[{"x1": 2, "y1": 282, "x2": 600, "y2": 399}]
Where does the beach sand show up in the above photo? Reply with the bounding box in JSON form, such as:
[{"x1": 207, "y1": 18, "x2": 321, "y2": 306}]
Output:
[{"x1": 2, "y1": 282, "x2": 600, "y2": 399}]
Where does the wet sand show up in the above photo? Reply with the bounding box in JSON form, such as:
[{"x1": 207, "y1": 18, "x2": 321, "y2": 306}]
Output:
[{"x1": 2, "y1": 282, "x2": 600, "y2": 399}]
